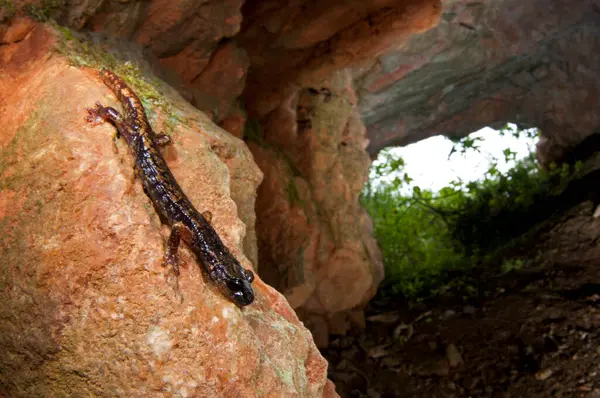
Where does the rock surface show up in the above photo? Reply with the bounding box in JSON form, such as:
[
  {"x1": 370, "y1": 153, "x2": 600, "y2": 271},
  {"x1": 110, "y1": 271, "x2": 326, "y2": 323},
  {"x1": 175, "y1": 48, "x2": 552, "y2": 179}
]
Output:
[
  {"x1": 87, "y1": 0, "x2": 249, "y2": 122},
  {"x1": 0, "y1": 22, "x2": 336, "y2": 397},
  {"x1": 357, "y1": 0, "x2": 600, "y2": 160},
  {"x1": 250, "y1": 71, "x2": 384, "y2": 343},
  {"x1": 4, "y1": 0, "x2": 442, "y2": 343},
  {"x1": 7, "y1": 1, "x2": 600, "y2": 339},
  {"x1": 237, "y1": 0, "x2": 441, "y2": 118}
]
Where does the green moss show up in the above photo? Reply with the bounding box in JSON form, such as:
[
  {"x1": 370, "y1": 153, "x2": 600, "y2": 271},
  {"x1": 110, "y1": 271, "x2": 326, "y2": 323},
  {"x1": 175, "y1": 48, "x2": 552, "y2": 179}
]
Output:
[
  {"x1": 52, "y1": 23, "x2": 186, "y2": 136},
  {"x1": 165, "y1": 111, "x2": 184, "y2": 136},
  {"x1": 286, "y1": 177, "x2": 303, "y2": 207},
  {"x1": 23, "y1": 0, "x2": 66, "y2": 22},
  {"x1": 279, "y1": 151, "x2": 302, "y2": 178},
  {"x1": 0, "y1": 0, "x2": 15, "y2": 21},
  {"x1": 501, "y1": 258, "x2": 525, "y2": 274},
  {"x1": 243, "y1": 118, "x2": 265, "y2": 146},
  {"x1": 53, "y1": 21, "x2": 74, "y2": 41},
  {"x1": 239, "y1": 106, "x2": 312, "y2": 215}
]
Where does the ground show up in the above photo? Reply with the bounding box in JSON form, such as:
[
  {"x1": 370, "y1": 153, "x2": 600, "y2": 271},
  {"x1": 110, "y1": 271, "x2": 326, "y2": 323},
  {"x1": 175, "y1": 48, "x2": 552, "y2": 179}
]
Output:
[{"x1": 323, "y1": 201, "x2": 600, "y2": 398}]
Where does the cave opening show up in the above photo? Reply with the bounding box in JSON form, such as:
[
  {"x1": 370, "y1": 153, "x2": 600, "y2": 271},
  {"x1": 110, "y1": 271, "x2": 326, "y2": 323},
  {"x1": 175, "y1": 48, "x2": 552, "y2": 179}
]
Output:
[
  {"x1": 368, "y1": 124, "x2": 540, "y2": 195},
  {"x1": 363, "y1": 123, "x2": 542, "y2": 301},
  {"x1": 323, "y1": 122, "x2": 600, "y2": 397}
]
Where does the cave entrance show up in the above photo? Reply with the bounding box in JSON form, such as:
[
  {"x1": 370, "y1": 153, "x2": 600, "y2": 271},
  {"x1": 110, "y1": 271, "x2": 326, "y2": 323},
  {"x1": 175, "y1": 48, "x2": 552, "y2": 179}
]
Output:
[
  {"x1": 327, "y1": 123, "x2": 600, "y2": 397},
  {"x1": 362, "y1": 123, "x2": 541, "y2": 300},
  {"x1": 367, "y1": 124, "x2": 540, "y2": 195}
]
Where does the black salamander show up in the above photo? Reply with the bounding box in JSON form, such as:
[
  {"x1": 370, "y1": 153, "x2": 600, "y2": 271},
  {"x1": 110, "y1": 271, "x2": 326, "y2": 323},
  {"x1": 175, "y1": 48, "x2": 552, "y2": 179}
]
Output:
[{"x1": 86, "y1": 68, "x2": 255, "y2": 307}]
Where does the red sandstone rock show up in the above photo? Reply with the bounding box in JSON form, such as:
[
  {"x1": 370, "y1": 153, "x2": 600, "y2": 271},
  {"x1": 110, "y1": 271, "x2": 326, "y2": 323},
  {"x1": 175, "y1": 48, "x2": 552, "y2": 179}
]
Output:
[
  {"x1": 2, "y1": 0, "x2": 443, "y2": 345},
  {"x1": 0, "y1": 22, "x2": 337, "y2": 397},
  {"x1": 86, "y1": 0, "x2": 247, "y2": 122},
  {"x1": 219, "y1": 104, "x2": 247, "y2": 140},
  {"x1": 239, "y1": 0, "x2": 442, "y2": 117},
  {"x1": 251, "y1": 71, "x2": 383, "y2": 344},
  {"x1": 189, "y1": 40, "x2": 250, "y2": 122},
  {"x1": 51, "y1": 0, "x2": 441, "y2": 121}
]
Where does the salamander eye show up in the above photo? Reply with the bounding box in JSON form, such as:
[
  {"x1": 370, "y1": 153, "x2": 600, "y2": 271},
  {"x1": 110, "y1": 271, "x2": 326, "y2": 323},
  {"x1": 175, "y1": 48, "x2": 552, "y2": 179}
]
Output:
[
  {"x1": 243, "y1": 269, "x2": 254, "y2": 282},
  {"x1": 226, "y1": 278, "x2": 244, "y2": 292}
]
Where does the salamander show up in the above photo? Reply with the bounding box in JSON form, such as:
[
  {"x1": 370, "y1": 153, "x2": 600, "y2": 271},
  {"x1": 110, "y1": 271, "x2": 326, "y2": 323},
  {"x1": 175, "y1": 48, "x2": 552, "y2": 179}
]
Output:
[{"x1": 86, "y1": 68, "x2": 255, "y2": 307}]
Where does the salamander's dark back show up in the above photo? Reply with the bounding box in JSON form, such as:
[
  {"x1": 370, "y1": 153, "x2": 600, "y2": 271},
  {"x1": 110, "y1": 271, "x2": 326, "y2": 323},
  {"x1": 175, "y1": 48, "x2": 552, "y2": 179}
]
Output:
[{"x1": 88, "y1": 68, "x2": 255, "y2": 306}]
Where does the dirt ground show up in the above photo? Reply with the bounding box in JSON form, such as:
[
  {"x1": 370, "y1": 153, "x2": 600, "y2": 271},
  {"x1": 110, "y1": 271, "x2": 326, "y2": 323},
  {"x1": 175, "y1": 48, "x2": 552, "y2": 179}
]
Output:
[{"x1": 322, "y1": 201, "x2": 600, "y2": 398}]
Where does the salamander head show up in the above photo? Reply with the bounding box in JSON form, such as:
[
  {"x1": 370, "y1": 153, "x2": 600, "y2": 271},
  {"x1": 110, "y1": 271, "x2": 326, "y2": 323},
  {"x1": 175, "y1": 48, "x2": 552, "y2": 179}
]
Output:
[{"x1": 213, "y1": 267, "x2": 255, "y2": 307}]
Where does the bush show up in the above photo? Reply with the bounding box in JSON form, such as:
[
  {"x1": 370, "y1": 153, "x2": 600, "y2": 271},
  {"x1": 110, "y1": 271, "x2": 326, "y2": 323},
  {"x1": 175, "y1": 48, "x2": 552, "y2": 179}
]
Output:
[
  {"x1": 363, "y1": 126, "x2": 580, "y2": 301},
  {"x1": 362, "y1": 184, "x2": 466, "y2": 298}
]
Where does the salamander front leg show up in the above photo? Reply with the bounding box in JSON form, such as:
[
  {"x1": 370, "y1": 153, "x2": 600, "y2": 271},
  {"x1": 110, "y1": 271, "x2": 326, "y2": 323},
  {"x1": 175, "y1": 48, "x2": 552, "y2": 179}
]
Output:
[
  {"x1": 162, "y1": 222, "x2": 192, "y2": 276},
  {"x1": 86, "y1": 102, "x2": 133, "y2": 142}
]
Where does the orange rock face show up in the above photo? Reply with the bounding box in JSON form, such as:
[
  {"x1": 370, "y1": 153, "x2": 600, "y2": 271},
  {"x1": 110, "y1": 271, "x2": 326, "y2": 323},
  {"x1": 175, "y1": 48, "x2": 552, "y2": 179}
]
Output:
[
  {"x1": 239, "y1": 0, "x2": 442, "y2": 118},
  {"x1": 251, "y1": 71, "x2": 384, "y2": 345},
  {"x1": 0, "y1": 22, "x2": 337, "y2": 397},
  {"x1": 83, "y1": 0, "x2": 249, "y2": 122},
  {"x1": 7, "y1": 0, "x2": 440, "y2": 326}
]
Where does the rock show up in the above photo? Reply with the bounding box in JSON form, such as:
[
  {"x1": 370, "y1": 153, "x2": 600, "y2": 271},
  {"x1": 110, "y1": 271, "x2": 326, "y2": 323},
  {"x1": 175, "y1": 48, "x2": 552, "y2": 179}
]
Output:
[
  {"x1": 14, "y1": 0, "x2": 443, "y2": 124},
  {"x1": 8, "y1": 2, "x2": 600, "y2": 356},
  {"x1": 0, "y1": 21, "x2": 336, "y2": 397},
  {"x1": 445, "y1": 344, "x2": 464, "y2": 368},
  {"x1": 463, "y1": 306, "x2": 476, "y2": 315},
  {"x1": 367, "y1": 343, "x2": 391, "y2": 359},
  {"x1": 588, "y1": 390, "x2": 600, "y2": 398},
  {"x1": 219, "y1": 104, "x2": 247, "y2": 140},
  {"x1": 323, "y1": 380, "x2": 339, "y2": 397},
  {"x1": 359, "y1": 0, "x2": 600, "y2": 159},
  {"x1": 366, "y1": 311, "x2": 400, "y2": 324},
  {"x1": 184, "y1": 40, "x2": 250, "y2": 122},
  {"x1": 462, "y1": 375, "x2": 481, "y2": 390},
  {"x1": 89, "y1": 0, "x2": 248, "y2": 122},
  {"x1": 393, "y1": 323, "x2": 414, "y2": 342},
  {"x1": 347, "y1": 309, "x2": 366, "y2": 329},
  {"x1": 327, "y1": 312, "x2": 350, "y2": 336},
  {"x1": 4, "y1": 0, "x2": 443, "y2": 340},
  {"x1": 302, "y1": 314, "x2": 330, "y2": 349},
  {"x1": 416, "y1": 357, "x2": 451, "y2": 377},
  {"x1": 44, "y1": 0, "x2": 442, "y2": 123},
  {"x1": 535, "y1": 368, "x2": 554, "y2": 381},
  {"x1": 381, "y1": 356, "x2": 402, "y2": 368},
  {"x1": 238, "y1": 0, "x2": 442, "y2": 117},
  {"x1": 367, "y1": 388, "x2": 381, "y2": 398},
  {"x1": 251, "y1": 71, "x2": 384, "y2": 333}
]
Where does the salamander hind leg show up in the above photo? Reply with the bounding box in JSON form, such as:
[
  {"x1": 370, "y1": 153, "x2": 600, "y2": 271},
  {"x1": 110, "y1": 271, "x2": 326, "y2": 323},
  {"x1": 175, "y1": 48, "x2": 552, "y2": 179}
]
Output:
[
  {"x1": 162, "y1": 223, "x2": 193, "y2": 276},
  {"x1": 154, "y1": 132, "x2": 172, "y2": 146},
  {"x1": 202, "y1": 211, "x2": 213, "y2": 224}
]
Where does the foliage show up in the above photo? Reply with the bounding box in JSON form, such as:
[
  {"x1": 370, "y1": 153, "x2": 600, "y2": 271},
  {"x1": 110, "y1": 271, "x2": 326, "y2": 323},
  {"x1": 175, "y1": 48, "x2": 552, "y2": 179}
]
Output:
[
  {"x1": 23, "y1": 0, "x2": 66, "y2": 22},
  {"x1": 243, "y1": 118, "x2": 266, "y2": 146},
  {"x1": 447, "y1": 153, "x2": 577, "y2": 255},
  {"x1": 363, "y1": 125, "x2": 580, "y2": 301},
  {"x1": 362, "y1": 183, "x2": 467, "y2": 299},
  {"x1": 0, "y1": 0, "x2": 15, "y2": 21}
]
